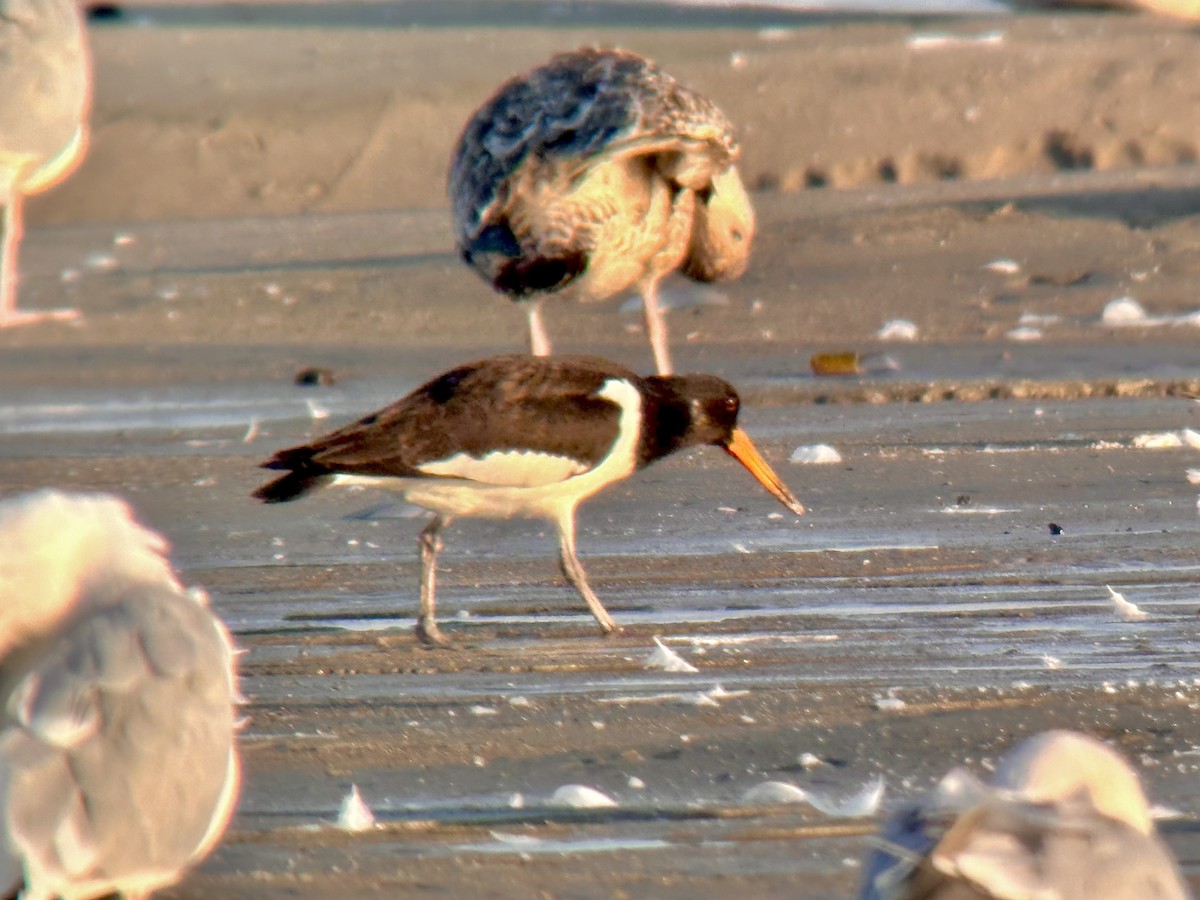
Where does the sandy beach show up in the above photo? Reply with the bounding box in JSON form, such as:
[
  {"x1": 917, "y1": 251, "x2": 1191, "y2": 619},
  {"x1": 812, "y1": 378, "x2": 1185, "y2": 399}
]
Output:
[{"x1": 5, "y1": 4, "x2": 1200, "y2": 896}]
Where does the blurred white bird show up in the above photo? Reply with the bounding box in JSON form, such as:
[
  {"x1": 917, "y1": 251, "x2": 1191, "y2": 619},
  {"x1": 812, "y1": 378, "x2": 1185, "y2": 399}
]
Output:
[
  {"x1": 0, "y1": 490, "x2": 241, "y2": 898},
  {"x1": 862, "y1": 729, "x2": 1191, "y2": 899},
  {"x1": 0, "y1": 0, "x2": 91, "y2": 327}
]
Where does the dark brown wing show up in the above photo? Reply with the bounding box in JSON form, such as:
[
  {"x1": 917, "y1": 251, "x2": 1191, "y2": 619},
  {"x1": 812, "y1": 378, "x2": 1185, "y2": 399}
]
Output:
[{"x1": 255, "y1": 356, "x2": 642, "y2": 493}]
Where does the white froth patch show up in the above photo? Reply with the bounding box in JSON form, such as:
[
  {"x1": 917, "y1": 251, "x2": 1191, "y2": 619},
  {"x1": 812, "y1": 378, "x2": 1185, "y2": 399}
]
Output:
[
  {"x1": 939, "y1": 505, "x2": 1018, "y2": 515},
  {"x1": 597, "y1": 686, "x2": 734, "y2": 707},
  {"x1": 419, "y1": 449, "x2": 588, "y2": 487},
  {"x1": 1018, "y1": 312, "x2": 1060, "y2": 326},
  {"x1": 1107, "y1": 585, "x2": 1148, "y2": 623},
  {"x1": 643, "y1": 636, "x2": 699, "y2": 673},
  {"x1": 1132, "y1": 432, "x2": 1185, "y2": 450}
]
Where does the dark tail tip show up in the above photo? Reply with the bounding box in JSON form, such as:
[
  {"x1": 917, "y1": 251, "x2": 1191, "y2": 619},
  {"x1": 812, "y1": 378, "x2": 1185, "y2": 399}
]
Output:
[{"x1": 252, "y1": 472, "x2": 325, "y2": 504}]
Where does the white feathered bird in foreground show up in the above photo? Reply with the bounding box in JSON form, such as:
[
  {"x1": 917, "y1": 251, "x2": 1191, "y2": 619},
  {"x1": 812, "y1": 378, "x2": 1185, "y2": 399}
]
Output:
[
  {"x1": 0, "y1": 490, "x2": 241, "y2": 899},
  {"x1": 862, "y1": 729, "x2": 1191, "y2": 900}
]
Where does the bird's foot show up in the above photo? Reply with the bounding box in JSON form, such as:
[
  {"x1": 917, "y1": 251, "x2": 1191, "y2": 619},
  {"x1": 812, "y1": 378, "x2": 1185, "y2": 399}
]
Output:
[
  {"x1": 415, "y1": 617, "x2": 451, "y2": 646},
  {"x1": 598, "y1": 623, "x2": 623, "y2": 639},
  {"x1": 0, "y1": 307, "x2": 81, "y2": 328}
]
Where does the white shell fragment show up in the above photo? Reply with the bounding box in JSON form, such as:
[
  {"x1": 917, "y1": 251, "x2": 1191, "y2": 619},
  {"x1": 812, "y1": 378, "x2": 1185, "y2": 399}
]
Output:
[
  {"x1": 1100, "y1": 296, "x2": 1200, "y2": 328},
  {"x1": 84, "y1": 250, "x2": 119, "y2": 272},
  {"x1": 1005, "y1": 325, "x2": 1042, "y2": 342},
  {"x1": 907, "y1": 30, "x2": 1004, "y2": 50},
  {"x1": 984, "y1": 258, "x2": 1021, "y2": 275},
  {"x1": 643, "y1": 636, "x2": 699, "y2": 673},
  {"x1": 336, "y1": 785, "x2": 376, "y2": 832},
  {"x1": 742, "y1": 775, "x2": 885, "y2": 817},
  {"x1": 1101, "y1": 296, "x2": 1151, "y2": 326},
  {"x1": 1107, "y1": 585, "x2": 1149, "y2": 622},
  {"x1": 741, "y1": 781, "x2": 809, "y2": 805},
  {"x1": 1132, "y1": 432, "x2": 1184, "y2": 449},
  {"x1": 548, "y1": 784, "x2": 618, "y2": 809},
  {"x1": 789, "y1": 444, "x2": 843, "y2": 465},
  {"x1": 877, "y1": 319, "x2": 918, "y2": 341}
]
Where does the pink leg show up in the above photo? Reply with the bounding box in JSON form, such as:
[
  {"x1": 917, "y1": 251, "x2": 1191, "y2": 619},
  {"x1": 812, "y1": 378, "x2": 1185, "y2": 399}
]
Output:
[
  {"x1": 415, "y1": 515, "x2": 450, "y2": 645},
  {"x1": 556, "y1": 508, "x2": 618, "y2": 636},
  {"x1": 526, "y1": 300, "x2": 551, "y2": 356},
  {"x1": 0, "y1": 194, "x2": 80, "y2": 328},
  {"x1": 638, "y1": 185, "x2": 694, "y2": 375},
  {"x1": 642, "y1": 282, "x2": 673, "y2": 376}
]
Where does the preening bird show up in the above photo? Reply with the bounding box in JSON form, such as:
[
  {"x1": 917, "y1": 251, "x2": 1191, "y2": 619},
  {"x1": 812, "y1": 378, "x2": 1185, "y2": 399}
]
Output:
[
  {"x1": 448, "y1": 47, "x2": 755, "y2": 375},
  {"x1": 253, "y1": 354, "x2": 803, "y2": 644},
  {"x1": 0, "y1": 0, "x2": 92, "y2": 327},
  {"x1": 861, "y1": 729, "x2": 1191, "y2": 900},
  {"x1": 0, "y1": 490, "x2": 241, "y2": 899}
]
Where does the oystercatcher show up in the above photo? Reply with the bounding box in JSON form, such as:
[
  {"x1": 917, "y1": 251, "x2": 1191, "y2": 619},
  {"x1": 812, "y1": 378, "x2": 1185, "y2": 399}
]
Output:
[
  {"x1": 0, "y1": 490, "x2": 240, "y2": 898},
  {"x1": 448, "y1": 47, "x2": 755, "y2": 375},
  {"x1": 253, "y1": 354, "x2": 803, "y2": 644},
  {"x1": 862, "y1": 730, "x2": 1190, "y2": 900},
  {"x1": 0, "y1": 0, "x2": 90, "y2": 327}
]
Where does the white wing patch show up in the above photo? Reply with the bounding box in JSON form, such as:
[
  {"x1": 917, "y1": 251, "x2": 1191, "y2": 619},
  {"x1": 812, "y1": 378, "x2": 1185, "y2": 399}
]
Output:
[
  {"x1": 418, "y1": 449, "x2": 589, "y2": 487},
  {"x1": 332, "y1": 378, "x2": 642, "y2": 522}
]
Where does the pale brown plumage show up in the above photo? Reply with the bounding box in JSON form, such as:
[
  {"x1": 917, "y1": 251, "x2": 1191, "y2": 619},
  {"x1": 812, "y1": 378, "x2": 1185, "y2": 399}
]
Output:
[
  {"x1": 0, "y1": 0, "x2": 91, "y2": 327},
  {"x1": 449, "y1": 47, "x2": 755, "y2": 375}
]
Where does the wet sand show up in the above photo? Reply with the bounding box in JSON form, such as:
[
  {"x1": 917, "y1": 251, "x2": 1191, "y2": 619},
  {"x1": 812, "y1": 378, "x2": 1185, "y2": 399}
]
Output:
[{"x1": 5, "y1": 6, "x2": 1200, "y2": 897}]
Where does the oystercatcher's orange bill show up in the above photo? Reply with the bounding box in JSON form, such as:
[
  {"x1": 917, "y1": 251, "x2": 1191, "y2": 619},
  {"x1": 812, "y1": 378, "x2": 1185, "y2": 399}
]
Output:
[{"x1": 723, "y1": 428, "x2": 805, "y2": 516}]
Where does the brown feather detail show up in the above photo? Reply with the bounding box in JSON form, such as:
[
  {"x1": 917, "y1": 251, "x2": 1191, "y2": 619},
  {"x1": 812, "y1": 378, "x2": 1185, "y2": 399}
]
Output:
[
  {"x1": 491, "y1": 250, "x2": 588, "y2": 297},
  {"x1": 253, "y1": 356, "x2": 651, "y2": 496},
  {"x1": 448, "y1": 47, "x2": 753, "y2": 332}
]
